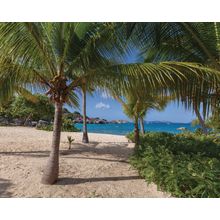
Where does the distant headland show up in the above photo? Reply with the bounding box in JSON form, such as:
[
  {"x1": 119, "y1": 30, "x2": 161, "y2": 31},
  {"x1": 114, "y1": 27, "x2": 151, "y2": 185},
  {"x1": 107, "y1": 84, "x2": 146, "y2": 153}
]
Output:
[{"x1": 70, "y1": 111, "x2": 128, "y2": 124}]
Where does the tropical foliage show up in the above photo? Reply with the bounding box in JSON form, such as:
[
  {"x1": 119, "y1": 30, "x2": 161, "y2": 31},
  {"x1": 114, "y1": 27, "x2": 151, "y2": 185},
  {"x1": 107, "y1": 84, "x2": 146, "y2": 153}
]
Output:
[
  {"x1": 127, "y1": 22, "x2": 220, "y2": 116},
  {"x1": 129, "y1": 132, "x2": 220, "y2": 197},
  {"x1": 0, "y1": 94, "x2": 54, "y2": 122},
  {"x1": 37, "y1": 118, "x2": 80, "y2": 132},
  {"x1": 111, "y1": 86, "x2": 172, "y2": 145}
]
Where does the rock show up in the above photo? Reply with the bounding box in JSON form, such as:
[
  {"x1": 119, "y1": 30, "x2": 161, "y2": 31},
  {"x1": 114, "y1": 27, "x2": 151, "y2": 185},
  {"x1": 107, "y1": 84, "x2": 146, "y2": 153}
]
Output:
[
  {"x1": 95, "y1": 119, "x2": 103, "y2": 124},
  {"x1": 31, "y1": 121, "x2": 38, "y2": 127},
  {"x1": 13, "y1": 118, "x2": 24, "y2": 126},
  {"x1": 0, "y1": 117, "x2": 9, "y2": 126},
  {"x1": 37, "y1": 120, "x2": 49, "y2": 126}
]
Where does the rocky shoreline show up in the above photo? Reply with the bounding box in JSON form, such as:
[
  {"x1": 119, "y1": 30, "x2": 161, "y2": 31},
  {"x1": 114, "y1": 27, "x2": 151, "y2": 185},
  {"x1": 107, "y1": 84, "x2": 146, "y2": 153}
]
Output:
[
  {"x1": 73, "y1": 116, "x2": 128, "y2": 124},
  {"x1": 0, "y1": 115, "x2": 128, "y2": 127},
  {"x1": 0, "y1": 117, "x2": 51, "y2": 127}
]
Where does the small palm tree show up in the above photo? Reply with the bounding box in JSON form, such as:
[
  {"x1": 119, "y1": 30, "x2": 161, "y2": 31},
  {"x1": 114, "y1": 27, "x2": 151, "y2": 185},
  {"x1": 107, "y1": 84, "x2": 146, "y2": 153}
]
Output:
[
  {"x1": 112, "y1": 87, "x2": 172, "y2": 146},
  {"x1": 67, "y1": 136, "x2": 74, "y2": 150}
]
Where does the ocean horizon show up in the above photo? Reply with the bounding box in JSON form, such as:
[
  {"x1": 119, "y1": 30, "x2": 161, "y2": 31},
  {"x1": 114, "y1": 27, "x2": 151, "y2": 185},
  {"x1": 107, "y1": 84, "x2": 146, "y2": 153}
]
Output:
[{"x1": 75, "y1": 122, "x2": 199, "y2": 135}]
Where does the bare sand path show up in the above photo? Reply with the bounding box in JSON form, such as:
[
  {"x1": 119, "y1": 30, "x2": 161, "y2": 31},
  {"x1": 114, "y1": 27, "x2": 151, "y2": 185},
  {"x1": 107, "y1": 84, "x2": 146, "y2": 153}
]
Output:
[{"x1": 0, "y1": 127, "x2": 169, "y2": 198}]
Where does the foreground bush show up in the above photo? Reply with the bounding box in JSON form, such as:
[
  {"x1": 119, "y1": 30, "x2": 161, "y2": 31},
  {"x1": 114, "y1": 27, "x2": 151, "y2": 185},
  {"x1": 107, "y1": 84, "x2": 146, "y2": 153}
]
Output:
[{"x1": 129, "y1": 132, "x2": 220, "y2": 197}]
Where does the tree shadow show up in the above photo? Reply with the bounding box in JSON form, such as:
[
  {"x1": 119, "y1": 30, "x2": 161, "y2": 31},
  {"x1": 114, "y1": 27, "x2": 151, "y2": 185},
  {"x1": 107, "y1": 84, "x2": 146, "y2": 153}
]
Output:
[
  {"x1": 56, "y1": 176, "x2": 141, "y2": 185},
  {"x1": 78, "y1": 141, "x2": 129, "y2": 145},
  {"x1": 61, "y1": 142, "x2": 133, "y2": 159},
  {"x1": 0, "y1": 150, "x2": 50, "y2": 158},
  {"x1": 62, "y1": 156, "x2": 129, "y2": 163},
  {"x1": 0, "y1": 178, "x2": 13, "y2": 197},
  {"x1": 0, "y1": 142, "x2": 134, "y2": 160}
]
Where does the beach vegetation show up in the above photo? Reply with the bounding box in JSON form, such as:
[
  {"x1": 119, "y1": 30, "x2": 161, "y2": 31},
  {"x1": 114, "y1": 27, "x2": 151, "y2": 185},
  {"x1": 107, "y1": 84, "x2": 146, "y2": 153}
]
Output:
[
  {"x1": 129, "y1": 132, "x2": 220, "y2": 197},
  {"x1": 11, "y1": 94, "x2": 54, "y2": 122},
  {"x1": 0, "y1": 94, "x2": 54, "y2": 124},
  {"x1": 37, "y1": 118, "x2": 80, "y2": 132},
  {"x1": 0, "y1": 98, "x2": 14, "y2": 121}
]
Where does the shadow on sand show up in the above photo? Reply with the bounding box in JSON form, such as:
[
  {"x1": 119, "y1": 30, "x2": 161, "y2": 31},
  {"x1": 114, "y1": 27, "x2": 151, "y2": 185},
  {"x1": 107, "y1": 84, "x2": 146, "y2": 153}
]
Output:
[
  {"x1": 62, "y1": 156, "x2": 129, "y2": 163},
  {"x1": 0, "y1": 142, "x2": 133, "y2": 160},
  {"x1": 56, "y1": 175, "x2": 141, "y2": 185},
  {"x1": 0, "y1": 142, "x2": 136, "y2": 192},
  {"x1": 0, "y1": 150, "x2": 50, "y2": 158},
  {"x1": 61, "y1": 142, "x2": 133, "y2": 159},
  {"x1": 0, "y1": 178, "x2": 13, "y2": 197}
]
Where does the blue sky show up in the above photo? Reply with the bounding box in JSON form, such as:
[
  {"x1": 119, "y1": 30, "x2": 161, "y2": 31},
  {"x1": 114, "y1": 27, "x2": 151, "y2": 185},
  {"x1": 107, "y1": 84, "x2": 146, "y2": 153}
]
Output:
[{"x1": 67, "y1": 90, "x2": 196, "y2": 123}]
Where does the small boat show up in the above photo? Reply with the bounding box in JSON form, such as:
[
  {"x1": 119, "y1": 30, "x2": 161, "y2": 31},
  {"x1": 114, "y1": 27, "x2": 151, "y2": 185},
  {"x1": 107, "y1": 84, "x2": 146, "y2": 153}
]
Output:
[{"x1": 177, "y1": 127, "x2": 186, "y2": 131}]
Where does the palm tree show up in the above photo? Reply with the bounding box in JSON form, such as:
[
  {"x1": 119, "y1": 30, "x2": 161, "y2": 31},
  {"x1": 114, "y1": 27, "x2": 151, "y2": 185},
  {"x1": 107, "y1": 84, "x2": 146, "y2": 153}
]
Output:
[
  {"x1": 126, "y1": 22, "x2": 220, "y2": 118},
  {"x1": 126, "y1": 23, "x2": 220, "y2": 134},
  {"x1": 139, "y1": 118, "x2": 145, "y2": 134},
  {"x1": 0, "y1": 22, "x2": 126, "y2": 184},
  {"x1": 112, "y1": 87, "x2": 172, "y2": 146},
  {"x1": 80, "y1": 79, "x2": 96, "y2": 143},
  {"x1": 0, "y1": 22, "x2": 219, "y2": 185},
  {"x1": 81, "y1": 79, "x2": 89, "y2": 143},
  {"x1": 116, "y1": 94, "x2": 141, "y2": 146},
  {"x1": 138, "y1": 95, "x2": 172, "y2": 134},
  {"x1": 193, "y1": 101, "x2": 209, "y2": 134}
]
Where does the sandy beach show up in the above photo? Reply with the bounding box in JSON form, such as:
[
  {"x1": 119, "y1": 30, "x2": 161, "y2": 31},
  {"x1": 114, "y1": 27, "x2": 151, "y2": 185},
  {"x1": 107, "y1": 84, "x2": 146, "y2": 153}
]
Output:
[{"x1": 0, "y1": 126, "x2": 169, "y2": 198}]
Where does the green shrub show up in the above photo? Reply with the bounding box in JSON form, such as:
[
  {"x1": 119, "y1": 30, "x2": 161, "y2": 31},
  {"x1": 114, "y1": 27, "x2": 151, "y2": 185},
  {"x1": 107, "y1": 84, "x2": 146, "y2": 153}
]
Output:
[
  {"x1": 194, "y1": 128, "x2": 204, "y2": 135},
  {"x1": 62, "y1": 118, "x2": 80, "y2": 132},
  {"x1": 36, "y1": 124, "x2": 53, "y2": 131},
  {"x1": 129, "y1": 132, "x2": 220, "y2": 198},
  {"x1": 37, "y1": 119, "x2": 80, "y2": 132}
]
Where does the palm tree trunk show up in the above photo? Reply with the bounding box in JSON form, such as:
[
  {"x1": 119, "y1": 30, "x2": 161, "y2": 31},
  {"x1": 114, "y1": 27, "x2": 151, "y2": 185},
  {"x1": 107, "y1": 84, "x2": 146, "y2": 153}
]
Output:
[
  {"x1": 24, "y1": 113, "x2": 32, "y2": 126},
  {"x1": 82, "y1": 83, "x2": 89, "y2": 143},
  {"x1": 194, "y1": 105, "x2": 208, "y2": 134},
  {"x1": 134, "y1": 117, "x2": 140, "y2": 148},
  {"x1": 41, "y1": 102, "x2": 63, "y2": 185},
  {"x1": 140, "y1": 117, "x2": 145, "y2": 134}
]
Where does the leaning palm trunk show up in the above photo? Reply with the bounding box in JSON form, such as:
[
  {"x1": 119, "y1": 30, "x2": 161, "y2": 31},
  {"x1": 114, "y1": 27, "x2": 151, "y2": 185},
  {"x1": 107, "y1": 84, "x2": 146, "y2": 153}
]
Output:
[
  {"x1": 82, "y1": 83, "x2": 89, "y2": 143},
  {"x1": 41, "y1": 102, "x2": 63, "y2": 184},
  {"x1": 139, "y1": 117, "x2": 145, "y2": 134},
  {"x1": 134, "y1": 117, "x2": 140, "y2": 149},
  {"x1": 24, "y1": 113, "x2": 32, "y2": 126},
  {"x1": 194, "y1": 105, "x2": 208, "y2": 134}
]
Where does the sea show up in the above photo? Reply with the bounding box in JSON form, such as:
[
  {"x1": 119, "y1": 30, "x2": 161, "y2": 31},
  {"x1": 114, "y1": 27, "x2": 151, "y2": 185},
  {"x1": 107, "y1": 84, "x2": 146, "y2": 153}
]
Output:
[{"x1": 75, "y1": 122, "x2": 199, "y2": 136}]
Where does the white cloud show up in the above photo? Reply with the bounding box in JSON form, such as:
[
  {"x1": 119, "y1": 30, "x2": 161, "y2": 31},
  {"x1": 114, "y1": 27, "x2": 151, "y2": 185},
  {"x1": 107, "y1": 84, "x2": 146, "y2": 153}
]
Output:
[{"x1": 95, "y1": 102, "x2": 110, "y2": 109}]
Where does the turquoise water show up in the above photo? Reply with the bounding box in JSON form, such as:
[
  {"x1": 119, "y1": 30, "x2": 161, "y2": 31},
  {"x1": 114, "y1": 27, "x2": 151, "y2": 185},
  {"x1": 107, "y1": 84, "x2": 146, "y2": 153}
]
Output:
[{"x1": 75, "y1": 122, "x2": 198, "y2": 135}]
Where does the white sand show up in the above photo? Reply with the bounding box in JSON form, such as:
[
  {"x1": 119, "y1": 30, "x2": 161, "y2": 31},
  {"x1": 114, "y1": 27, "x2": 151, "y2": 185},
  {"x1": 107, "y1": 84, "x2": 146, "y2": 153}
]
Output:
[{"x1": 0, "y1": 126, "x2": 169, "y2": 198}]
